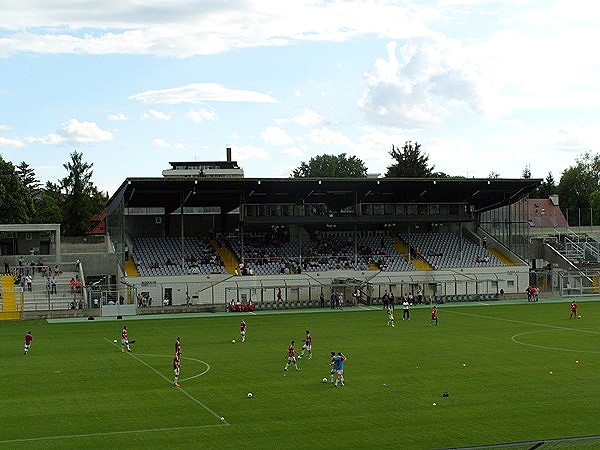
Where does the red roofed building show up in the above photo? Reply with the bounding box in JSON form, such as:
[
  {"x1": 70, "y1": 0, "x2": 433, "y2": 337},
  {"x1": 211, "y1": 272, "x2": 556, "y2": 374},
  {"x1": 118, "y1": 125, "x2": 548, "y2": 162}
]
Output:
[
  {"x1": 528, "y1": 195, "x2": 568, "y2": 228},
  {"x1": 88, "y1": 211, "x2": 106, "y2": 235}
]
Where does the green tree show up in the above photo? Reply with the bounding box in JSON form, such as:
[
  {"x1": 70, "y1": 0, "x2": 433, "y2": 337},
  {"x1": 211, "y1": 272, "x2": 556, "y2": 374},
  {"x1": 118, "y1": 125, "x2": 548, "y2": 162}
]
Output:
[
  {"x1": 385, "y1": 141, "x2": 434, "y2": 177},
  {"x1": 488, "y1": 171, "x2": 501, "y2": 179},
  {"x1": 557, "y1": 152, "x2": 600, "y2": 226},
  {"x1": 522, "y1": 165, "x2": 531, "y2": 179},
  {"x1": 590, "y1": 190, "x2": 600, "y2": 226},
  {"x1": 16, "y1": 161, "x2": 42, "y2": 196},
  {"x1": 292, "y1": 153, "x2": 367, "y2": 178},
  {"x1": 60, "y1": 151, "x2": 107, "y2": 236},
  {"x1": 32, "y1": 181, "x2": 63, "y2": 224},
  {"x1": 0, "y1": 156, "x2": 33, "y2": 223},
  {"x1": 533, "y1": 172, "x2": 557, "y2": 198}
]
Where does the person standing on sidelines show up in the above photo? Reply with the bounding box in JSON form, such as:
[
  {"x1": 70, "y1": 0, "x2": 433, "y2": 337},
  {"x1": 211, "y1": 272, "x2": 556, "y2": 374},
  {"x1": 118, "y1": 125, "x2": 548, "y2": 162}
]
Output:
[
  {"x1": 173, "y1": 353, "x2": 181, "y2": 387},
  {"x1": 429, "y1": 306, "x2": 439, "y2": 326},
  {"x1": 240, "y1": 319, "x2": 247, "y2": 343},
  {"x1": 24, "y1": 331, "x2": 33, "y2": 355},
  {"x1": 332, "y1": 352, "x2": 346, "y2": 387},
  {"x1": 402, "y1": 297, "x2": 410, "y2": 320},
  {"x1": 299, "y1": 329, "x2": 312, "y2": 359},
  {"x1": 175, "y1": 337, "x2": 182, "y2": 356},
  {"x1": 284, "y1": 340, "x2": 300, "y2": 371},
  {"x1": 569, "y1": 301, "x2": 578, "y2": 319},
  {"x1": 121, "y1": 325, "x2": 132, "y2": 352}
]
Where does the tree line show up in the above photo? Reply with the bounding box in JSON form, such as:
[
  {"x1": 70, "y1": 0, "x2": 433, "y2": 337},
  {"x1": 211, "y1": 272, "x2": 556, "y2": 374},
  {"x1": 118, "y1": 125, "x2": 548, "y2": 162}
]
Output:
[
  {"x1": 292, "y1": 143, "x2": 600, "y2": 226},
  {"x1": 1, "y1": 144, "x2": 598, "y2": 234},
  {"x1": 0, "y1": 151, "x2": 107, "y2": 235}
]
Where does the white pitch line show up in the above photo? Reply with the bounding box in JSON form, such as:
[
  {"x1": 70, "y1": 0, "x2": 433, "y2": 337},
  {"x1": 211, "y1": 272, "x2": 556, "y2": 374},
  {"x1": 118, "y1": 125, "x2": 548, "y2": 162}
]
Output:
[
  {"x1": 445, "y1": 310, "x2": 600, "y2": 335},
  {"x1": 0, "y1": 423, "x2": 227, "y2": 445},
  {"x1": 135, "y1": 353, "x2": 211, "y2": 382},
  {"x1": 104, "y1": 338, "x2": 227, "y2": 424},
  {"x1": 511, "y1": 330, "x2": 600, "y2": 354}
]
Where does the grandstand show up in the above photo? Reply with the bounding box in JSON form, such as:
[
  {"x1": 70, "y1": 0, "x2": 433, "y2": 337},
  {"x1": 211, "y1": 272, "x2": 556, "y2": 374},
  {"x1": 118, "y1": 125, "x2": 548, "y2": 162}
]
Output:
[
  {"x1": 99, "y1": 175, "x2": 539, "y2": 312},
  {"x1": 1, "y1": 173, "x2": 546, "y2": 318}
]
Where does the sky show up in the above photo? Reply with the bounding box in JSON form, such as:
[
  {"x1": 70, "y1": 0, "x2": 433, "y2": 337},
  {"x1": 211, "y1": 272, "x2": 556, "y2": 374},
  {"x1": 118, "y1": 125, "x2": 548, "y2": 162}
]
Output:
[{"x1": 1, "y1": 0, "x2": 599, "y2": 196}]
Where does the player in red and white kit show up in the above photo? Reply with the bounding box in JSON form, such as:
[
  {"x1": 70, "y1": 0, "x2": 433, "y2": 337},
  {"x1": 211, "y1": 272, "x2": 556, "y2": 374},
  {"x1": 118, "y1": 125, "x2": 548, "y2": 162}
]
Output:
[
  {"x1": 299, "y1": 329, "x2": 312, "y2": 359},
  {"x1": 569, "y1": 301, "x2": 579, "y2": 319},
  {"x1": 24, "y1": 331, "x2": 33, "y2": 355},
  {"x1": 284, "y1": 340, "x2": 300, "y2": 371},
  {"x1": 240, "y1": 319, "x2": 247, "y2": 343},
  {"x1": 175, "y1": 337, "x2": 182, "y2": 356},
  {"x1": 121, "y1": 326, "x2": 131, "y2": 352},
  {"x1": 173, "y1": 353, "x2": 181, "y2": 387}
]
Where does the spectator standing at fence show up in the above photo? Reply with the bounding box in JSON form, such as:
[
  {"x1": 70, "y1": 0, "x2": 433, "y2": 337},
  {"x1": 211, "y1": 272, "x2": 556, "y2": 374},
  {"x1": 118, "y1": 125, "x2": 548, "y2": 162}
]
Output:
[
  {"x1": 382, "y1": 291, "x2": 389, "y2": 310},
  {"x1": 50, "y1": 276, "x2": 57, "y2": 294},
  {"x1": 320, "y1": 292, "x2": 325, "y2": 308},
  {"x1": 26, "y1": 274, "x2": 32, "y2": 292},
  {"x1": 277, "y1": 288, "x2": 283, "y2": 303},
  {"x1": 3, "y1": 258, "x2": 9, "y2": 275}
]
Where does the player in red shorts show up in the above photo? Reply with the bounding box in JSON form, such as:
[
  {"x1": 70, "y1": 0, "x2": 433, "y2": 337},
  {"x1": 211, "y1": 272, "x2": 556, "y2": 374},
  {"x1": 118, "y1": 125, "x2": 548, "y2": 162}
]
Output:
[
  {"x1": 24, "y1": 331, "x2": 33, "y2": 355},
  {"x1": 240, "y1": 319, "x2": 247, "y2": 343},
  {"x1": 284, "y1": 340, "x2": 300, "y2": 371},
  {"x1": 569, "y1": 301, "x2": 578, "y2": 319},
  {"x1": 173, "y1": 353, "x2": 181, "y2": 387}
]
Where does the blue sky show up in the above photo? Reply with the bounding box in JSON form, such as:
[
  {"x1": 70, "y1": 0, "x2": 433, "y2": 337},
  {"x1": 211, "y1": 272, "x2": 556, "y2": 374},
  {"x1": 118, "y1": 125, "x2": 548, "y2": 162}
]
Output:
[{"x1": 1, "y1": 0, "x2": 598, "y2": 196}]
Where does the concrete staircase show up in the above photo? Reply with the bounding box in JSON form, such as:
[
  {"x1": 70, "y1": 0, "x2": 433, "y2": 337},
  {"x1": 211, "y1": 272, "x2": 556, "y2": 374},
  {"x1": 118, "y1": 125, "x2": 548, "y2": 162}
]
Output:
[
  {"x1": 393, "y1": 236, "x2": 433, "y2": 271},
  {"x1": 1, "y1": 275, "x2": 22, "y2": 320},
  {"x1": 211, "y1": 240, "x2": 239, "y2": 275}
]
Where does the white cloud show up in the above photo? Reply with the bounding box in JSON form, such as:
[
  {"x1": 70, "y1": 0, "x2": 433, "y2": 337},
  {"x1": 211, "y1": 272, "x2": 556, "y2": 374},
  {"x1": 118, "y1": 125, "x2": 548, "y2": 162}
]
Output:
[
  {"x1": 108, "y1": 113, "x2": 128, "y2": 121},
  {"x1": 261, "y1": 126, "x2": 294, "y2": 145},
  {"x1": 0, "y1": 2, "x2": 435, "y2": 58},
  {"x1": 0, "y1": 136, "x2": 24, "y2": 148},
  {"x1": 282, "y1": 146, "x2": 306, "y2": 158},
  {"x1": 186, "y1": 108, "x2": 217, "y2": 123},
  {"x1": 292, "y1": 108, "x2": 323, "y2": 126},
  {"x1": 358, "y1": 38, "x2": 509, "y2": 130},
  {"x1": 141, "y1": 109, "x2": 172, "y2": 121},
  {"x1": 0, "y1": 124, "x2": 12, "y2": 130},
  {"x1": 152, "y1": 138, "x2": 184, "y2": 149},
  {"x1": 232, "y1": 145, "x2": 268, "y2": 161},
  {"x1": 25, "y1": 119, "x2": 113, "y2": 145},
  {"x1": 306, "y1": 127, "x2": 351, "y2": 146},
  {"x1": 130, "y1": 83, "x2": 276, "y2": 104}
]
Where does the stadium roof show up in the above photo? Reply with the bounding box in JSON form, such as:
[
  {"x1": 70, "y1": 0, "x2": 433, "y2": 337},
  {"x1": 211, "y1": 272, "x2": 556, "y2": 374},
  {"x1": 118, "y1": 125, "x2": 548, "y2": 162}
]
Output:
[{"x1": 106, "y1": 177, "x2": 540, "y2": 216}]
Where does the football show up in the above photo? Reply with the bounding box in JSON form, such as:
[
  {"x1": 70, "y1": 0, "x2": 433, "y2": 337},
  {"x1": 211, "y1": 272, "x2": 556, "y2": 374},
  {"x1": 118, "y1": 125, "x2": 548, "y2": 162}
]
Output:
[
  {"x1": 322, "y1": 378, "x2": 328, "y2": 383},
  {"x1": 247, "y1": 392, "x2": 253, "y2": 398},
  {"x1": 113, "y1": 339, "x2": 117, "y2": 343},
  {"x1": 578, "y1": 315, "x2": 582, "y2": 319},
  {"x1": 232, "y1": 339, "x2": 236, "y2": 343}
]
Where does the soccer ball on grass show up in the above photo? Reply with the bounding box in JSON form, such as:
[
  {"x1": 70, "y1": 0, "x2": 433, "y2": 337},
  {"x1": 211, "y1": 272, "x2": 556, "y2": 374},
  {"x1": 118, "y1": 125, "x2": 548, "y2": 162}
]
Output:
[
  {"x1": 113, "y1": 339, "x2": 117, "y2": 343},
  {"x1": 247, "y1": 392, "x2": 253, "y2": 398},
  {"x1": 232, "y1": 339, "x2": 236, "y2": 344},
  {"x1": 322, "y1": 378, "x2": 328, "y2": 383}
]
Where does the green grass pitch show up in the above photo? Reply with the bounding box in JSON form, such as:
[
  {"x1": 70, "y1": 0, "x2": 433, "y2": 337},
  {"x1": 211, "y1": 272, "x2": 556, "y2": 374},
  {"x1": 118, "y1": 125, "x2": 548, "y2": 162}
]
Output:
[{"x1": 1, "y1": 300, "x2": 599, "y2": 449}]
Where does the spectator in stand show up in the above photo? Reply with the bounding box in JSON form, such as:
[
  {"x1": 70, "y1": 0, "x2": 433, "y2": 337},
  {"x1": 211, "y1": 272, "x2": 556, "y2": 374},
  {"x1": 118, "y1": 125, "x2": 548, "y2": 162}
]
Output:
[
  {"x1": 320, "y1": 292, "x2": 325, "y2": 308},
  {"x1": 4, "y1": 258, "x2": 9, "y2": 275},
  {"x1": 70, "y1": 278, "x2": 76, "y2": 293}
]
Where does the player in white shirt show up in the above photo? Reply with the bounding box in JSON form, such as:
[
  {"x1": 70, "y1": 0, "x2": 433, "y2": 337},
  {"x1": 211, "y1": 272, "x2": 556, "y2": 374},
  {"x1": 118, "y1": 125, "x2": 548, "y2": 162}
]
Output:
[{"x1": 402, "y1": 299, "x2": 410, "y2": 320}]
